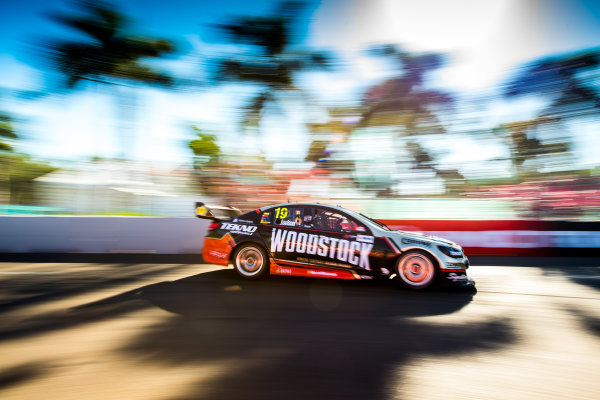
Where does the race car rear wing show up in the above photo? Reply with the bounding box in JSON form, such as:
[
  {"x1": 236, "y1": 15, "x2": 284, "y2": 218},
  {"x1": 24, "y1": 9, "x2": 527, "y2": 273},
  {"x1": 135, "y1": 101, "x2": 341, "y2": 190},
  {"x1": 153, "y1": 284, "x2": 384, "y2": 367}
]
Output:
[{"x1": 195, "y1": 202, "x2": 242, "y2": 220}]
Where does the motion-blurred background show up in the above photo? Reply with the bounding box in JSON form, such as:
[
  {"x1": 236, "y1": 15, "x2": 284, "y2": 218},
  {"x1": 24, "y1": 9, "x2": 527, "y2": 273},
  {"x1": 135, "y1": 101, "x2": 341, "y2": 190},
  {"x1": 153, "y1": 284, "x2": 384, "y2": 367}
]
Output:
[{"x1": 1, "y1": 0, "x2": 599, "y2": 220}]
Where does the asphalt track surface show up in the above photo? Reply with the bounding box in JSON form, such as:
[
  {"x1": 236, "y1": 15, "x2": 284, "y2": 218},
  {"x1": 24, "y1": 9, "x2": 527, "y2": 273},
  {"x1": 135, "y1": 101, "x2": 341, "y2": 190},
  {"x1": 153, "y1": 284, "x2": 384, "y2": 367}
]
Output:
[{"x1": 0, "y1": 258, "x2": 599, "y2": 399}]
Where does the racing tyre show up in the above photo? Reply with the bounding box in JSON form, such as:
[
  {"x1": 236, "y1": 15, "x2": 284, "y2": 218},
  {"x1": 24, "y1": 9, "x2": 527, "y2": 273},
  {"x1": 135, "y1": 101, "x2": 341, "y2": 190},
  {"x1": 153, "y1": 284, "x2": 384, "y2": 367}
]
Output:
[
  {"x1": 395, "y1": 250, "x2": 437, "y2": 290},
  {"x1": 233, "y1": 244, "x2": 269, "y2": 280}
]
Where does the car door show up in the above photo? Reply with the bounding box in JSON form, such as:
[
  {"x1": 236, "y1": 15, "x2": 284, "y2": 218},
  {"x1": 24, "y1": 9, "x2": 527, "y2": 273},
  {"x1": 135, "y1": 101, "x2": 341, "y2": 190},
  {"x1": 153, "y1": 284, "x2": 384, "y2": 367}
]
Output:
[
  {"x1": 297, "y1": 206, "x2": 374, "y2": 271},
  {"x1": 258, "y1": 204, "x2": 375, "y2": 272}
]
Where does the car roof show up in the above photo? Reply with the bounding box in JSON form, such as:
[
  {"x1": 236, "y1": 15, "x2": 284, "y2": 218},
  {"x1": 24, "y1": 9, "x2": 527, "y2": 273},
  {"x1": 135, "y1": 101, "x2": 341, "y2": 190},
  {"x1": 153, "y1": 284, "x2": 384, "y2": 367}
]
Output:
[
  {"x1": 259, "y1": 202, "x2": 372, "y2": 223},
  {"x1": 259, "y1": 202, "x2": 350, "y2": 213},
  {"x1": 256, "y1": 202, "x2": 387, "y2": 232}
]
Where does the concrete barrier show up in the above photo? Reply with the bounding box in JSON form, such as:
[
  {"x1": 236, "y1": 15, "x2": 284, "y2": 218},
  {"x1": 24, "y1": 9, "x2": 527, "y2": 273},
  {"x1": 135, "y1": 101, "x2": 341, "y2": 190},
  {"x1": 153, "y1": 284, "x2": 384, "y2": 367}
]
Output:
[{"x1": 0, "y1": 217, "x2": 209, "y2": 254}]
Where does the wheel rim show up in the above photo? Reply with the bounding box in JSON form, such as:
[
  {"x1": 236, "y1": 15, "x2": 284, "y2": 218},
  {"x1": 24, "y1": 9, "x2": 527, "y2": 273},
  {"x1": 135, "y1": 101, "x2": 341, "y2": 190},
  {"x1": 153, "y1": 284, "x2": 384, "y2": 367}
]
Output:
[
  {"x1": 398, "y1": 253, "x2": 435, "y2": 287},
  {"x1": 236, "y1": 247, "x2": 264, "y2": 276}
]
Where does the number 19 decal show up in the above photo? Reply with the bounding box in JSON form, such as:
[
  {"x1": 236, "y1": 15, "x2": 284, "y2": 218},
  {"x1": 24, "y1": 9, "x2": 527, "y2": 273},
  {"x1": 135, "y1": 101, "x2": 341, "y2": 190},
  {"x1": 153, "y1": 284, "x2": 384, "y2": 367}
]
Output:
[{"x1": 274, "y1": 207, "x2": 288, "y2": 219}]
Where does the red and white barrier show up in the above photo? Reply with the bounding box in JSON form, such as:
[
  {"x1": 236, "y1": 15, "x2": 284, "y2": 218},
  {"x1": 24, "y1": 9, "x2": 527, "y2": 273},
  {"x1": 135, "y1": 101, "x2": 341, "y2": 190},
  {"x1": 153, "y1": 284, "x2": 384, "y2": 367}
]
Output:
[{"x1": 379, "y1": 220, "x2": 600, "y2": 256}]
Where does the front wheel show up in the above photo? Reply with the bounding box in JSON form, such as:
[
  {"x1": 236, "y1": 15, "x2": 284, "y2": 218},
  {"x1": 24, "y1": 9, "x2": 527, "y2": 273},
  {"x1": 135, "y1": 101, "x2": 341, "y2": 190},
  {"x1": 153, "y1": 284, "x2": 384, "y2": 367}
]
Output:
[
  {"x1": 395, "y1": 250, "x2": 437, "y2": 290},
  {"x1": 233, "y1": 244, "x2": 269, "y2": 279}
]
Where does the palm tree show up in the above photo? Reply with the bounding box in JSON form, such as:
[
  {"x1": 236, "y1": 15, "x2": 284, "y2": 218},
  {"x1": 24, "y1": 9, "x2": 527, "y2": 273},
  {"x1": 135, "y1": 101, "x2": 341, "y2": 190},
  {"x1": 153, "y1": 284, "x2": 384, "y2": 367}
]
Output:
[
  {"x1": 505, "y1": 50, "x2": 600, "y2": 119},
  {"x1": 45, "y1": 0, "x2": 176, "y2": 157},
  {"x1": 213, "y1": 0, "x2": 330, "y2": 129},
  {"x1": 0, "y1": 112, "x2": 17, "y2": 202},
  {"x1": 0, "y1": 112, "x2": 17, "y2": 152},
  {"x1": 356, "y1": 46, "x2": 457, "y2": 194},
  {"x1": 359, "y1": 46, "x2": 454, "y2": 132},
  {"x1": 492, "y1": 116, "x2": 569, "y2": 182},
  {"x1": 0, "y1": 111, "x2": 55, "y2": 204},
  {"x1": 500, "y1": 50, "x2": 599, "y2": 180}
]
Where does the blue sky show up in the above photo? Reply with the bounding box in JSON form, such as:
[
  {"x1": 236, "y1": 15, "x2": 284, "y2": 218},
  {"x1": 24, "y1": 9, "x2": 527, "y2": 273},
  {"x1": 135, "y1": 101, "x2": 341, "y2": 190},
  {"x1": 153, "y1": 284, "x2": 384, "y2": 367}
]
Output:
[{"x1": 1, "y1": 0, "x2": 600, "y2": 169}]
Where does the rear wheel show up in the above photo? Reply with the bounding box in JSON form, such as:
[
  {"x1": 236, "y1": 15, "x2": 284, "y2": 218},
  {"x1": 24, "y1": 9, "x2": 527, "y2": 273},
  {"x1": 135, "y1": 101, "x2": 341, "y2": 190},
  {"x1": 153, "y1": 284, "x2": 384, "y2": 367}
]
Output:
[
  {"x1": 233, "y1": 244, "x2": 269, "y2": 279},
  {"x1": 396, "y1": 250, "x2": 437, "y2": 290}
]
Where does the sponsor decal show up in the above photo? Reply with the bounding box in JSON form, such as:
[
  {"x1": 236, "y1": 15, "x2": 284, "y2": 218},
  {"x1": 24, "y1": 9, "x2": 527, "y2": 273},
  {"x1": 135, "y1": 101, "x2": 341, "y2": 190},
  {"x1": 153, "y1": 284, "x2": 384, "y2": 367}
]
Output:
[
  {"x1": 260, "y1": 212, "x2": 270, "y2": 224},
  {"x1": 356, "y1": 235, "x2": 374, "y2": 244},
  {"x1": 276, "y1": 267, "x2": 292, "y2": 274},
  {"x1": 446, "y1": 272, "x2": 469, "y2": 282},
  {"x1": 209, "y1": 250, "x2": 228, "y2": 259},
  {"x1": 401, "y1": 237, "x2": 431, "y2": 247},
  {"x1": 308, "y1": 270, "x2": 338, "y2": 277},
  {"x1": 270, "y1": 228, "x2": 373, "y2": 270},
  {"x1": 221, "y1": 223, "x2": 257, "y2": 235},
  {"x1": 445, "y1": 262, "x2": 467, "y2": 270},
  {"x1": 295, "y1": 217, "x2": 302, "y2": 225},
  {"x1": 305, "y1": 215, "x2": 312, "y2": 222},
  {"x1": 279, "y1": 220, "x2": 296, "y2": 227}
]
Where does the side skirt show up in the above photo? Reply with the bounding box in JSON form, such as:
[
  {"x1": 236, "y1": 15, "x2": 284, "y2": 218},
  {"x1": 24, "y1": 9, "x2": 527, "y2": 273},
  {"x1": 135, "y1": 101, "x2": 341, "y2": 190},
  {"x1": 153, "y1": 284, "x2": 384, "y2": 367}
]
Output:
[{"x1": 270, "y1": 260, "x2": 361, "y2": 280}]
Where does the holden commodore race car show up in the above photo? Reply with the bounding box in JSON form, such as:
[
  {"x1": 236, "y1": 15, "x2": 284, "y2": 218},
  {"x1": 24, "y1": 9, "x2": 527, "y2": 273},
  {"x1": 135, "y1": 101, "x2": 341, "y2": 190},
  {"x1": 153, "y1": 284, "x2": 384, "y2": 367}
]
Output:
[{"x1": 198, "y1": 202, "x2": 474, "y2": 290}]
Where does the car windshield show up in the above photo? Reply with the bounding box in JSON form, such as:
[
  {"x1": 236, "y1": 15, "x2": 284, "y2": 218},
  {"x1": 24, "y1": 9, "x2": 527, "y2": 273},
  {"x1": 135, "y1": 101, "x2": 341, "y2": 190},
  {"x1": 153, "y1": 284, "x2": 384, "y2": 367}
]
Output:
[
  {"x1": 358, "y1": 213, "x2": 392, "y2": 231},
  {"x1": 339, "y1": 207, "x2": 392, "y2": 231}
]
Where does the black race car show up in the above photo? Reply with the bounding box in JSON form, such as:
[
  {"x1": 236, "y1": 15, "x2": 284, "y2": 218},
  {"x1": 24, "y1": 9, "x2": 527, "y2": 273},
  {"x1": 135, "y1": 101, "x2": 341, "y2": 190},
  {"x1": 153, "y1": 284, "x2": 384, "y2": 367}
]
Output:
[{"x1": 199, "y1": 202, "x2": 474, "y2": 290}]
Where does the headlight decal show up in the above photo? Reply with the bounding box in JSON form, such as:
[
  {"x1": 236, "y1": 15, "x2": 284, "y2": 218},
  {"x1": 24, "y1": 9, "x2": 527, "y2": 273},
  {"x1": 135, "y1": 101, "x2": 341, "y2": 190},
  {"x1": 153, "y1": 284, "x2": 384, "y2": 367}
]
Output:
[{"x1": 438, "y1": 245, "x2": 463, "y2": 258}]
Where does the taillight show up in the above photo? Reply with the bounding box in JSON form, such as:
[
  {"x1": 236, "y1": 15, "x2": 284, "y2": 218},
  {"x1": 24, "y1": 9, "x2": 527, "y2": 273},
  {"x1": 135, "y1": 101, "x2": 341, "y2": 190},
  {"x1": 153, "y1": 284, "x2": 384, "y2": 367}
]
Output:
[{"x1": 208, "y1": 222, "x2": 220, "y2": 231}]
